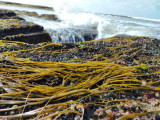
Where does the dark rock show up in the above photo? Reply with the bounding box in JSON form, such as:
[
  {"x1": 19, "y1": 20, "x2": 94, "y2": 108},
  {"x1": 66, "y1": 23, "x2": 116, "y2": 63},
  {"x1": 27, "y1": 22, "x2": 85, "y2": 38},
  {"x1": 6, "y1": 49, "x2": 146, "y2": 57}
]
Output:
[
  {"x1": 0, "y1": 9, "x2": 24, "y2": 20},
  {"x1": 3, "y1": 31, "x2": 51, "y2": 44},
  {"x1": 0, "y1": 9, "x2": 51, "y2": 44},
  {"x1": 155, "y1": 114, "x2": 160, "y2": 120},
  {"x1": 73, "y1": 27, "x2": 98, "y2": 41},
  {"x1": 47, "y1": 27, "x2": 98, "y2": 43},
  {"x1": 0, "y1": 9, "x2": 16, "y2": 18},
  {"x1": 0, "y1": 19, "x2": 44, "y2": 37}
]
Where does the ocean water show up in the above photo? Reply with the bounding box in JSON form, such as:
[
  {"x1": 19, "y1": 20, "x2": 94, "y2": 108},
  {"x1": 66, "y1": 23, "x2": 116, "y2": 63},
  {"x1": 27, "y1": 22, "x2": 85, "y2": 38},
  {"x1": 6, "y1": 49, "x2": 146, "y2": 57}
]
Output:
[
  {"x1": 0, "y1": 0, "x2": 160, "y2": 42},
  {"x1": 1, "y1": 0, "x2": 160, "y2": 19}
]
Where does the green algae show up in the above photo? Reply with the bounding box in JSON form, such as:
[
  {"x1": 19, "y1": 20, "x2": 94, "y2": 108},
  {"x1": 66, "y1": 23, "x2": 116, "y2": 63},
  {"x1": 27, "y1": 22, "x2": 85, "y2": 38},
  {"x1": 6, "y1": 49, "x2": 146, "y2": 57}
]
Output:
[{"x1": 140, "y1": 67, "x2": 148, "y2": 71}]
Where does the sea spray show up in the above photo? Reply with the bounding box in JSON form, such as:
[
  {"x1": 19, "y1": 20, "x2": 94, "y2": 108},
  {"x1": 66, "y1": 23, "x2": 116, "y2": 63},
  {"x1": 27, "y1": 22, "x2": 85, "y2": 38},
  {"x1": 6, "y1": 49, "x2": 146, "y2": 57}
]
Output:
[
  {"x1": 1, "y1": 0, "x2": 160, "y2": 19},
  {"x1": 1, "y1": 0, "x2": 160, "y2": 41},
  {"x1": 51, "y1": 0, "x2": 160, "y2": 39}
]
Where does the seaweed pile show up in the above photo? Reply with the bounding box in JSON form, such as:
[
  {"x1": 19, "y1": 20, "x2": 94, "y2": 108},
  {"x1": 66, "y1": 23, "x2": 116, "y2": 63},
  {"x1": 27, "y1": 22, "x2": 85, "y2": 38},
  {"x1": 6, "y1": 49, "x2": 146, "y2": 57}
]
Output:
[{"x1": 0, "y1": 35, "x2": 160, "y2": 120}]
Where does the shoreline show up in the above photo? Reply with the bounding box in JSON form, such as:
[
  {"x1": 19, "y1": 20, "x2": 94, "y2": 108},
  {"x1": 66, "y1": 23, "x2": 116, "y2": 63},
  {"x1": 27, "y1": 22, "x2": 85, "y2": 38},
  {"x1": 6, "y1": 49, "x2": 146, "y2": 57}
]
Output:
[
  {"x1": 0, "y1": 8, "x2": 159, "y2": 120},
  {"x1": 0, "y1": 0, "x2": 53, "y2": 10},
  {"x1": 0, "y1": 1, "x2": 160, "y2": 41}
]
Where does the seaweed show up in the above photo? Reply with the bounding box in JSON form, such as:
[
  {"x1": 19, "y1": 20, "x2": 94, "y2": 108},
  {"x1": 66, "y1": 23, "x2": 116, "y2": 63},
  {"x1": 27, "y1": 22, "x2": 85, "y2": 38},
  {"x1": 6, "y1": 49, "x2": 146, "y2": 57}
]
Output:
[{"x1": 0, "y1": 35, "x2": 159, "y2": 119}]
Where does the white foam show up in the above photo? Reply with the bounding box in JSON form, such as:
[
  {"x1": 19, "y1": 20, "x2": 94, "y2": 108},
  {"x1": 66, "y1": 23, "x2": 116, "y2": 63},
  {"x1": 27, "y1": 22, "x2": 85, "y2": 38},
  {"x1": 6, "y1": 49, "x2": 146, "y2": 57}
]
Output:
[
  {"x1": 1, "y1": 0, "x2": 160, "y2": 19},
  {"x1": 52, "y1": 0, "x2": 160, "y2": 19},
  {"x1": 50, "y1": 0, "x2": 160, "y2": 39},
  {"x1": 1, "y1": 0, "x2": 160, "y2": 40},
  {"x1": 132, "y1": 17, "x2": 160, "y2": 22}
]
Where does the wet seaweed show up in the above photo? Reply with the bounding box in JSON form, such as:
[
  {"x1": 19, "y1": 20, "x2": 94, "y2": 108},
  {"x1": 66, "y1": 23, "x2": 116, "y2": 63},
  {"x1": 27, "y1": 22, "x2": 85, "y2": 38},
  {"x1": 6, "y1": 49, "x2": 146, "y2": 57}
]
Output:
[{"x1": 0, "y1": 35, "x2": 159, "y2": 119}]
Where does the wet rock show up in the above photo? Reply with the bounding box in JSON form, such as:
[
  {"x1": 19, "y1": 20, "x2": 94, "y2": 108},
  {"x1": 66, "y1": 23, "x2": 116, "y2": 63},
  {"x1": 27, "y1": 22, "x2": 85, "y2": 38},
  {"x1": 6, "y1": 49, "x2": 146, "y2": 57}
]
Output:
[
  {"x1": 0, "y1": 9, "x2": 16, "y2": 18},
  {"x1": 3, "y1": 31, "x2": 51, "y2": 44},
  {"x1": 0, "y1": 9, "x2": 51, "y2": 44},
  {"x1": 0, "y1": 9, "x2": 23, "y2": 20},
  {"x1": 15, "y1": 10, "x2": 39, "y2": 17},
  {"x1": 47, "y1": 27, "x2": 98, "y2": 43},
  {"x1": 39, "y1": 14, "x2": 59, "y2": 21},
  {"x1": 15, "y1": 10, "x2": 59, "y2": 21},
  {"x1": 74, "y1": 28, "x2": 98, "y2": 41}
]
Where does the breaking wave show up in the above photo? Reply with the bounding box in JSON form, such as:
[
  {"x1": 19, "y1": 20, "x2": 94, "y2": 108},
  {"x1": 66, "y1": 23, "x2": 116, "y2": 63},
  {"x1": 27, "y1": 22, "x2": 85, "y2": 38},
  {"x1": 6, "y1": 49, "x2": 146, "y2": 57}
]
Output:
[{"x1": 1, "y1": 0, "x2": 160, "y2": 41}]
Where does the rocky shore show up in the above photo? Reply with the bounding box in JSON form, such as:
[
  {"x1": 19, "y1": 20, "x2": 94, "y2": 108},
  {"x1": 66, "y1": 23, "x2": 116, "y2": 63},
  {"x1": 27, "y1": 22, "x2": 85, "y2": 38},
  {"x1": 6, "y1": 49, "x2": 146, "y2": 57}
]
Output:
[
  {"x1": 0, "y1": 1, "x2": 53, "y2": 10},
  {"x1": 14, "y1": 10, "x2": 59, "y2": 21},
  {"x1": 0, "y1": 8, "x2": 159, "y2": 120},
  {"x1": 0, "y1": 9, "x2": 51, "y2": 44},
  {"x1": 0, "y1": 2, "x2": 98, "y2": 42}
]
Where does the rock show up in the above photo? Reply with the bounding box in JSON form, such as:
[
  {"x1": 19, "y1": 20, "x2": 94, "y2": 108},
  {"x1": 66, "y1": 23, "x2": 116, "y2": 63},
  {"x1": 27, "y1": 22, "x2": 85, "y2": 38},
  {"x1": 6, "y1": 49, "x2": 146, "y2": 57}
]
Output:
[
  {"x1": 3, "y1": 31, "x2": 51, "y2": 44},
  {"x1": 47, "y1": 27, "x2": 98, "y2": 43},
  {"x1": 155, "y1": 114, "x2": 160, "y2": 120},
  {"x1": 39, "y1": 14, "x2": 59, "y2": 21},
  {"x1": 0, "y1": 9, "x2": 51, "y2": 44},
  {"x1": 0, "y1": 19, "x2": 43, "y2": 37},
  {"x1": 0, "y1": 9, "x2": 16, "y2": 18},
  {"x1": 73, "y1": 27, "x2": 98, "y2": 41},
  {"x1": 14, "y1": 10, "x2": 59, "y2": 21},
  {"x1": 155, "y1": 92, "x2": 160, "y2": 98},
  {"x1": 0, "y1": 1, "x2": 53, "y2": 10},
  {"x1": 14, "y1": 10, "x2": 39, "y2": 17},
  {"x1": 0, "y1": 9, "x2": 23, "y2": 20}
]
